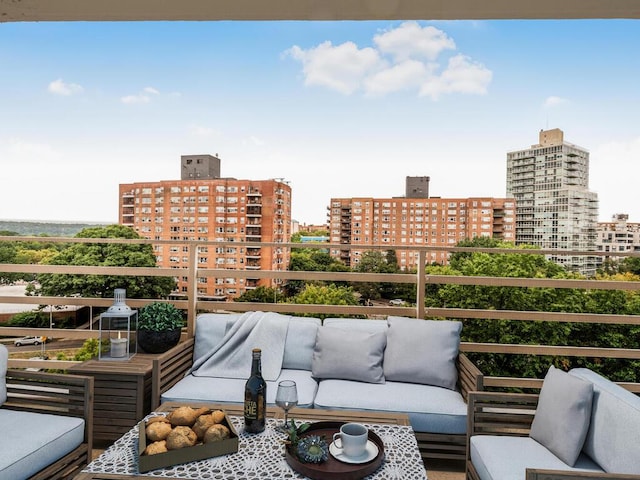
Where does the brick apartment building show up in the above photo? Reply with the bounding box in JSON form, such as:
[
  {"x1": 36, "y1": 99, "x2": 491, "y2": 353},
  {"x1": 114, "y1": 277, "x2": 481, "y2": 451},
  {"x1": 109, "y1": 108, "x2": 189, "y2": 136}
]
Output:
[
  {"x1": 328, "y1": 181, "x2": 515, "y2": 269},
  {"x1": 119, "y1": 154, "x2": 292, "y2": 300}
]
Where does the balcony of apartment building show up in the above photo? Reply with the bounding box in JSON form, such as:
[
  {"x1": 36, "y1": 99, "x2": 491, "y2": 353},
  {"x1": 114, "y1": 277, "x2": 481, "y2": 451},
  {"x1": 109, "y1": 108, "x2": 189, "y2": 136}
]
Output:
[{"x1": 245, "y1": 206, "x2": 262, "y2": 217}]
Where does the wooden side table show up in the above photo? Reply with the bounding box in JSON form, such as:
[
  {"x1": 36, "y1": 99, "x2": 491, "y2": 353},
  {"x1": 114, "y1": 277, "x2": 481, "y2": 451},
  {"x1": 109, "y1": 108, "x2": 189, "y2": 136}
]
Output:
[{"x1": 69, "y1": 354, "x2": 159, "y2": 446}]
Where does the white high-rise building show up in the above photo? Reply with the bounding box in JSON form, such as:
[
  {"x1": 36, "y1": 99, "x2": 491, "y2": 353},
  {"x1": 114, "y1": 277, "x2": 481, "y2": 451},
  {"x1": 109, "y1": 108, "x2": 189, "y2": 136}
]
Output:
[{"x1": 506, "y1": 128, "x2": 599, "y2": 276}]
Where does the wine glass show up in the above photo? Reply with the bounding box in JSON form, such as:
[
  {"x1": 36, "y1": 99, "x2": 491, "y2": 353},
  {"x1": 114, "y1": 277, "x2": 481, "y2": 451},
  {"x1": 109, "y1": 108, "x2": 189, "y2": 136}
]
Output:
[{"x1": 275, "y1": 380, "x2": 298, "y2": 431}]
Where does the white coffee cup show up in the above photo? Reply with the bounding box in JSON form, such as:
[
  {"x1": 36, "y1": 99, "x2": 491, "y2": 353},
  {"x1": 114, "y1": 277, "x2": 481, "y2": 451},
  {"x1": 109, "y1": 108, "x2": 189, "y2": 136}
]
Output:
[{"x1": 332, "y1": 422, "x2": 368, "y2": 458}]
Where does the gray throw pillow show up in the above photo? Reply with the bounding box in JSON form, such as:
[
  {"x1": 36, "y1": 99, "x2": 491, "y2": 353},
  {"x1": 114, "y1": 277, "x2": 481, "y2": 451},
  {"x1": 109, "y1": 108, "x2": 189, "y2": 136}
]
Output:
[
  {"x1": 0, "y1": 344, "x2": 7, "y2": 405},
  {"x1": 311, "y1": 326, "x2": 386, "y2": 384},
  {"x1": 530, "y1": 365, "x2": 594, "y2": 466},
  {"x1": 383, "y1": 317, "x2": 462, "y2": 390}
]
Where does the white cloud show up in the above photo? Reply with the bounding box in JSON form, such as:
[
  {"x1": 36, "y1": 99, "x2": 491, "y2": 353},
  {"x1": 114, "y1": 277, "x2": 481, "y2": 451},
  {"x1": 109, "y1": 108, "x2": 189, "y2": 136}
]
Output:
[
  {"x1": 286, "y1": 41, "x2": 384, "y2": 95},
  {"x1": 373, "y1": 21, "x2": 456, "y2": 61},
  {"x1": 364, "y1": 59, "x2": 430, "y2": 96},
  {"x1": 419, "y1": 54, "x2": 492, "y2": 100},
  {"x1": 121, "y1": 86, "x2": 161, "y2": 104},
  {"x1": 48, "y1": 78, "x2": 84, "y2": 96},
  {"x1": 543, "y1": 96, "x2": 569, "y2": 108},
  {"x1": 286, "y1": 22, "x2": 491, "y2": 99},
  {"x1": 121, "y1": 94, "x2": 150, "y2": 104}
]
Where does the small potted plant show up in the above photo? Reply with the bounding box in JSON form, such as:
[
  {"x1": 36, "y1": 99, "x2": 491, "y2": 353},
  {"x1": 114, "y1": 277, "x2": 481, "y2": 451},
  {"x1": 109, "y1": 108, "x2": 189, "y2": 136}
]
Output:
[{"x1": 137, "y1": 301, "x2": 185, "y2": 353}]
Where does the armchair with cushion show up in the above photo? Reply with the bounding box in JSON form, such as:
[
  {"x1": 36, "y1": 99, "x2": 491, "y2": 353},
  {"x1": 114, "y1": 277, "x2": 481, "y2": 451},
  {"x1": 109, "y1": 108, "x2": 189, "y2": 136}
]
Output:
[
  {"x1": 0, "y1": 344, "x2": 94, "y2": 480},
  {"x1": 466, "y1": 365, "x2": 640, "y2": 480}
]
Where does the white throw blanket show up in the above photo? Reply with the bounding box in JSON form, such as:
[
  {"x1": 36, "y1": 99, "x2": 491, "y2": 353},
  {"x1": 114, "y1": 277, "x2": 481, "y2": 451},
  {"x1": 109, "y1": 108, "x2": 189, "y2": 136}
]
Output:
[{"x1": 190, "y1": 311, "x2": 290, "y2": 381}]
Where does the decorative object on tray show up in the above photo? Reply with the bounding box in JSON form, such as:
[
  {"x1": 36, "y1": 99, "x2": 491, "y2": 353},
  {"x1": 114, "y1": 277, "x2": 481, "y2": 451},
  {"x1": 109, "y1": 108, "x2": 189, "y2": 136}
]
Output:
[{"x1": 284, "y1": 421, "x2": 384, "y2": 480}]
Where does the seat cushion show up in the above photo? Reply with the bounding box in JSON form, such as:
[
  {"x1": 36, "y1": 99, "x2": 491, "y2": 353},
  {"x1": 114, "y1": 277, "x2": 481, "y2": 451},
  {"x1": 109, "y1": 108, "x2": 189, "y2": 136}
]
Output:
[
  {"x1": 569, "y1": 368, "x2": 640, "y2": 474},
  {"x1": 470, "y1": 435, "x2": 603, "y2": 480},
  {"x1": 313, "y1": 379, "x2": 468, "y2": 434},
  {"x1": 0, "y1": 409, "x2": 85, "y2": 479},
  {"x1": 161, "y1": 368, "x2": 318, "y2": 408}
]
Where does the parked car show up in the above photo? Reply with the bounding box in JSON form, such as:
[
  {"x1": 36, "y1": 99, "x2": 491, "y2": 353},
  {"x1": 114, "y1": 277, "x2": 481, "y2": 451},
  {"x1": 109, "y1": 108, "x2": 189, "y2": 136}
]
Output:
[
  {"x1": 13, "y1": 336, "x2": 47, "y2": 346},
  {"x1": 389, "y1": 299, "x2": 406, "y2": 306}
]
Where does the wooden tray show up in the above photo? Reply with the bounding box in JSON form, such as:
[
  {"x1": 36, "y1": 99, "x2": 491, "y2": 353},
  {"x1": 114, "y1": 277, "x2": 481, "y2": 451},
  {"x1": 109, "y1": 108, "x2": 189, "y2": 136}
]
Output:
[{"x1": 285, "y1": 421, "x2": 384, "y2": 480}]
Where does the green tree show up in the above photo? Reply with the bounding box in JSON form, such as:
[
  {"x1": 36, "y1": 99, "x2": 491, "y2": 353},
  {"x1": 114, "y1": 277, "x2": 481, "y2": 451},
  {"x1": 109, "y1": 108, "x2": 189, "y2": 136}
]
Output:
[
  {"x1": 32, "y1": 225, "x2": 175, "y2": 299},
  {"x1": 290, "y1": 284, "x2": 360, "y2": 320},
  {"x1": 352, "y1": 250, "x2": 413, "y2": 301},
  {"x1": 235, "y1": 286, "x2": 285, "y2": 303},
  {"x1": 619, "y1": 257, "x2": 640, "y2": 276},
  {"x1": 433, "y1": 239, "x2": 640, "y2": 383},
  {"x1": 8, "y1": 310, "x2": 49, "y2": 328},
  {"x1": 285, "y1": 248, "x2": 348, "y2": 296}
]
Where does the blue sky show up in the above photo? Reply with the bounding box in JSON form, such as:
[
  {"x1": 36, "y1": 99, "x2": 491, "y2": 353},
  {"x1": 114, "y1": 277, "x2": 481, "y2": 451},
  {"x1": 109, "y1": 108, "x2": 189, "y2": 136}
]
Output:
[{"x1": 1, "y1": 20, "x2": 639, "y2": 225}]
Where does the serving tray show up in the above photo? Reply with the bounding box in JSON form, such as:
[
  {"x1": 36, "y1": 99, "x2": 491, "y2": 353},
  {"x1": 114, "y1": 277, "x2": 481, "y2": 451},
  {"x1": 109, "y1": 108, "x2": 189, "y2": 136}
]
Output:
[{"x1": 284, "y1": 421, "x2": 384, "y2": 480}]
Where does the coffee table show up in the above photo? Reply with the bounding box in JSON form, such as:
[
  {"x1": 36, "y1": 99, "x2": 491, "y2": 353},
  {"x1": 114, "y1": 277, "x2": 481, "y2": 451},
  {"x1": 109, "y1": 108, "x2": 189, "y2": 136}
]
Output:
[{"x1": 76, "y1": 402, "x2": 427, "y2": 479}]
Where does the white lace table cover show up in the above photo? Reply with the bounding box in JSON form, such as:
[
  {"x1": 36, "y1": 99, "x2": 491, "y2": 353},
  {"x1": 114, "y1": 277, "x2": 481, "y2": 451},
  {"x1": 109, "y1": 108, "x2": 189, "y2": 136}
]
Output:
[{"x1": 84, "y1": 413, "x2": 428, "y2": 479}]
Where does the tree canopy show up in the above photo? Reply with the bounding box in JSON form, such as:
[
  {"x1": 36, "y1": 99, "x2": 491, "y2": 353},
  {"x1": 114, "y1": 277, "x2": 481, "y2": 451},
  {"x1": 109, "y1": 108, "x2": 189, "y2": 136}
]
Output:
[
  {"x1": 427, "y1": 237, "x2": 640, "y2": 383},
  {"x1": 32, "y1": 225, "x2": 175, "y2": 299}
]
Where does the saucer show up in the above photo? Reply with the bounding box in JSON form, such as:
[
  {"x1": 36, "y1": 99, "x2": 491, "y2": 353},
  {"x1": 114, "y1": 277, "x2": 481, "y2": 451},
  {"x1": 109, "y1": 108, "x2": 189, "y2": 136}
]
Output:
[{"x1": 329, "y1": 440, "x2": 379, "y2": 464}]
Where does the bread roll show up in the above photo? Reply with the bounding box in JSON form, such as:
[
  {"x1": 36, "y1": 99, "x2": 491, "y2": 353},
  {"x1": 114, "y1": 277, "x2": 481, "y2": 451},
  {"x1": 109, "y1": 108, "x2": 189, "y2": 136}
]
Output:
[
  {"x1": 144, "y1": 440, "x2": 168, "y2": 455},
  {"x1": 166, "y1": 426, "x2": 198, "y2": 450},
  {"x1": 146, "y1": 421, "x2": 173, "y2": 441},
  {"x1": 203, "y1": 424, "x2": 230, "y2": 443}
]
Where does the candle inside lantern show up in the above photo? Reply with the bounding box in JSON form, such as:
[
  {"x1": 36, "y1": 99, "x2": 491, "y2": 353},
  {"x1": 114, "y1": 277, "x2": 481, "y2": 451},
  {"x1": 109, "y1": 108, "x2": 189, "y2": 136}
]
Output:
[{"x1": 110, "y1": 331, "x2": 127, "y2": 358}]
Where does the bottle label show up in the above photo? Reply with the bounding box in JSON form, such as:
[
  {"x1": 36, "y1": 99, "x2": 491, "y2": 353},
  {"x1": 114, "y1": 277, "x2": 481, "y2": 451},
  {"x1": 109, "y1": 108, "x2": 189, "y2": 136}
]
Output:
[{"x1": 245, "y1": 400, "x2": 258, "y2": 419}]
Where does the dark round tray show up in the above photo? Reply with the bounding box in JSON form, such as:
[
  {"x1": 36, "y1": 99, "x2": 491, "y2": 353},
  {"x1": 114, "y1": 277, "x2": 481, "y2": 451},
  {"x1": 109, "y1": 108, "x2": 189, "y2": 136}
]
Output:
[{"x1": 285, "y1": 421, "x2": 384, "y2": 480}]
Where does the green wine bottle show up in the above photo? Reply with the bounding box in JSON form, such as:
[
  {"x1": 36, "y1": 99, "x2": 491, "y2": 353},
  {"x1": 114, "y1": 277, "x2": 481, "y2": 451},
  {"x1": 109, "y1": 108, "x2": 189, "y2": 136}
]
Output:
[{"x1": 244, "y1": 348, "x2": 266, "y2": 433}]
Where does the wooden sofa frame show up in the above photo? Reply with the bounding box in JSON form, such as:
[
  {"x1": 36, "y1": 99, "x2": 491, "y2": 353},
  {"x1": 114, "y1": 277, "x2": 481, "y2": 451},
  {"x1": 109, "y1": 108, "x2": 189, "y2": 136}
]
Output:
[
  {"x1": 466, "y1": 390, "x2": 638, "y2": 480},
  {"x1": 4, "y1": 369, "x2": 94, "y2": 480},
  {"x1": 152, "y1": 338, "x2": 483, "y2": 463}
]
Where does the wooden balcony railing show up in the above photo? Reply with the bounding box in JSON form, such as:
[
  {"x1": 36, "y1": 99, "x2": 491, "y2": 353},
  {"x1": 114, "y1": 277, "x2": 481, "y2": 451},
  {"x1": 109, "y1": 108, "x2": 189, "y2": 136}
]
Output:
[{"x1": 1, "y1": 235, "x2": 639, "y2": 393}]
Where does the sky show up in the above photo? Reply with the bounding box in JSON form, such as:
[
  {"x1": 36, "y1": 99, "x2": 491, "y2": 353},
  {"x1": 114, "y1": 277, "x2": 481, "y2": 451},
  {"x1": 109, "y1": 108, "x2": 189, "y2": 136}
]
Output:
[{"x1": 1, "y1": 20, "x2": 639, "y2": 226}]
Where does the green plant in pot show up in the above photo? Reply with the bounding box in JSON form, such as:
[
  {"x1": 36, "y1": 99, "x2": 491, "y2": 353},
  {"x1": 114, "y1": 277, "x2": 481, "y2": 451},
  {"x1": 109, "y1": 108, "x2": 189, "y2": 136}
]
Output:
[{"x1": 137, "y1": 301, "x2": 185, "y2": 354}]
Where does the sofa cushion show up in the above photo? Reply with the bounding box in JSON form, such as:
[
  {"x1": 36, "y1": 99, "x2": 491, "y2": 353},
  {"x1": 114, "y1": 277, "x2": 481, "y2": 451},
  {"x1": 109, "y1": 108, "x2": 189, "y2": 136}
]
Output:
[
  {"x1": 314, "y1": 379, "x2": 468, "y2": 434},
  {"x1": 569, "y1": 368, "x2": 640, "y2": 474},
  {"x1": 0, "y1": 409, "x2": 85, "y2": 479},
  {"x1": 384, "y1": 317, "x2": 461, "y2": 390},
  {"x1": 0, "y1": 344, "x2": 7, "y2": 405},
  {"x1": 322, "y1": 318, "x2": 389, "y2": 333},
  {"x1": 282, "y1": 317, "x2": 321, "y2": 371},
  {"x1": 470, "y1": 435, "x2": 603, "y2": 480},
  {"x1": 194, "y1": 313, "x2": 320, "y2": 371},
  {"x1": 161, "y1": 368, "x2": 318, "y2": 408},
  {"x1": 529, "y1": 365, "x2": 593, "y2": 466},
  {"x1": 312, "y1": 326, "x2": 386, "y2": 384},
  {"x1": 194, "y1": 313, "x2": 240, "y2": 364}
]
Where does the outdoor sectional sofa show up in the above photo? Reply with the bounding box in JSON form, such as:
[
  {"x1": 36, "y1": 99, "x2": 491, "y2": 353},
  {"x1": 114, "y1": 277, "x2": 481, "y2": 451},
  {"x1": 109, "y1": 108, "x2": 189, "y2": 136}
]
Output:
[
  {"x1": 0, "y1": 344, "x2": 94, "y2": 480},
  {"x1": 152, "y1": 311, "x2": 483, "y2": 462},
  {"x1": 467, "y1": 365, "x2": 640, "y2": 480}
]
